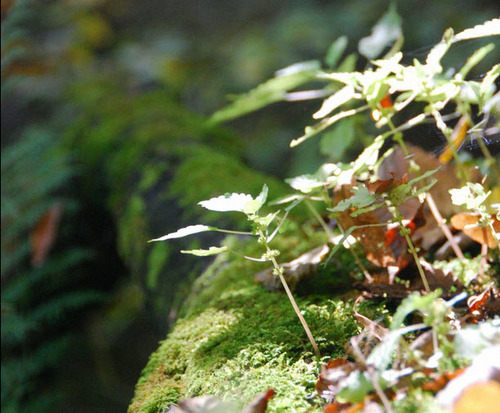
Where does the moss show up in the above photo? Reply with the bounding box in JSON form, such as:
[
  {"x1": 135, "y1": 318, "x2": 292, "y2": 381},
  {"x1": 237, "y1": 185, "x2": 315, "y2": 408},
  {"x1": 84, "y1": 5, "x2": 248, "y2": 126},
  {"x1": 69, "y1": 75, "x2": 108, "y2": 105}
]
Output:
[{"x1": 128, "y1": 232, "x2": 384, "y2": 413}]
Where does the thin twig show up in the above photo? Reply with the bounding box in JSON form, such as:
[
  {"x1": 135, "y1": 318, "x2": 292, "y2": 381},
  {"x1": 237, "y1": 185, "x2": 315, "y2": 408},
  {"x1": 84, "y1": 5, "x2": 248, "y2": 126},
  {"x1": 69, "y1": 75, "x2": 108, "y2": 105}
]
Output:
[{"x1": 426, "y1": 193, "x2": 465, "y2": 260}]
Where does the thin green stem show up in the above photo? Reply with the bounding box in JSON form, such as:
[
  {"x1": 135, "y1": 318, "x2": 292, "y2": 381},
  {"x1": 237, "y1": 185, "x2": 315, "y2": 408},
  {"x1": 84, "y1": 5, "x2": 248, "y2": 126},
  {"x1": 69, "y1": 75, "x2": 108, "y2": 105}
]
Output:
[{"x1": 259, "y1": 229, "x2": 321, "y2": 358}]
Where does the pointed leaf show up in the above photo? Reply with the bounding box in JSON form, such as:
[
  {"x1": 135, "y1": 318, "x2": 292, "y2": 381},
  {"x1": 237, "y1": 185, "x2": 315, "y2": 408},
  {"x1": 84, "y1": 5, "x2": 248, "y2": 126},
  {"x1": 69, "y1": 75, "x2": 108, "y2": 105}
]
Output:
[
  {"x1": 181, "y1": 246, "x2": 228, "y2": 256},
  {"x1": 149, "y1": 225, "x2": 215, "y2": 242},
  {"x1": 358, "y1": 3, "x2": 402, "y2": 60},
  {"x1": 210, "y1": 61, "x2": 320, "y2": 124},
  {"x1": 313, "y1": 85, "x2": 356, "y2": 119}
]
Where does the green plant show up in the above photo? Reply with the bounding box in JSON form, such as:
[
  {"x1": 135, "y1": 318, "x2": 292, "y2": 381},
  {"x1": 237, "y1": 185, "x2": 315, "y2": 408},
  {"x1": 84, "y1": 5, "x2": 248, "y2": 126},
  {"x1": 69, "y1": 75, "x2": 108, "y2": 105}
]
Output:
[
  {"x1": 1, "y1": 130, "x2": 105, "y2": 413},
  {"x1": 149, "y1": 10, "x2": 499, "y2": 411}
]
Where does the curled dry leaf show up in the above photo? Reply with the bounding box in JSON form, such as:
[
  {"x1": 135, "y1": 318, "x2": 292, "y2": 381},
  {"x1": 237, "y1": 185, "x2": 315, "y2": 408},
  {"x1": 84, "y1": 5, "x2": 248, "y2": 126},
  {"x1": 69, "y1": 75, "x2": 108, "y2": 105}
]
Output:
[
  {"x1": 241, "y1": 389, "x2": 275, "y2": 413},
  {"x1": 450, "y1": 212, "x2": 500, "y2": 248},
  {"x1": 466, "y1": 288, "x2": 500, "y2": 322},
  {"x1": 254, "y1": 245, "x2": 330, "y2": 292},
  {"x1": 316, "y1": 358, "x2": 357, "y2": 402}
]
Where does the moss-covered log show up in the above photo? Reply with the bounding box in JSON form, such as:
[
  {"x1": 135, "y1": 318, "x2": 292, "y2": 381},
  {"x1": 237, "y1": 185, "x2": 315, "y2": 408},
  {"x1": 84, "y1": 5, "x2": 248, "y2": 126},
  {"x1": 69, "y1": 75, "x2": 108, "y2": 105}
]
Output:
[{"x1": 128, "y1": 232, "x2": 383, "y2": 412}]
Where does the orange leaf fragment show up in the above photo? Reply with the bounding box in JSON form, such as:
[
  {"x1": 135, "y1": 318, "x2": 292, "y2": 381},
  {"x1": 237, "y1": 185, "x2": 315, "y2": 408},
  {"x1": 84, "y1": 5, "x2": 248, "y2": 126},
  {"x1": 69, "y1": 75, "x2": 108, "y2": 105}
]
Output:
[{"x1": 30, "y1": 202, "x2": 64, "y2": 267}]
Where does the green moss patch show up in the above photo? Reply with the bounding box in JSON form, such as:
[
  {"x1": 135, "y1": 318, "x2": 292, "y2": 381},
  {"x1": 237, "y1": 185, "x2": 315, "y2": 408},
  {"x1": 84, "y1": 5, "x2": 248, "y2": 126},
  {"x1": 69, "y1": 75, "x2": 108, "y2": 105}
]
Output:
[{"x1": 128, "y1": 234, "x2": 384, "y2": 412}]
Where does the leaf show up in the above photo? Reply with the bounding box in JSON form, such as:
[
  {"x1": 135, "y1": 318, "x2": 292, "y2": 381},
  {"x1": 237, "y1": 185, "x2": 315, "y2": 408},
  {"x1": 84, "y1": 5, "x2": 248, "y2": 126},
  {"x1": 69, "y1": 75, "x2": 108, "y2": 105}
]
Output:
[
  {"x1": 210, "y1": 61, "x2": 320, "y2": 124},
  {"x1": 181, "y1": 246, "x2": 229, "y2": 256},
  {"x1": 351, "y1": 134, "x2": 385, "y2": 173},
  {"x1": 449, "y1": 183, "x2": 490, "y2": 210},
  {"x1": 358, "y1": 3, "x2": 402, "y2": 60},
  {"x1": 254, "y1": 244, "x2": 330, "y2": 292},
  {"x1": 391, "y1": 290, "x2": 442, "y2": 329},
  {"x1": 331, "y1": 185, "x2": 377, "y2": 213},
  {"x1": 458, "y1": 43, "x2": 495, "y2": 79},
  {"x1": 319, "y1": 117, "x2": 357, "y2": 161},
  {"x1": 325, "y1": 36, "x2": 348, "y2": 68},
  {"x1": 450, "y1": 213, "x2": 500, "y2": 248},
  {"x1": 333, "y1": 180, "x2": 395, "y2": 268},
  {"x1": 290, "y1": 107, "x2": 362, "y2": 147},
  {"x1": 198, "y1": 185, "x2": 268, "y2": 214},
  {"x1": 30, "y1": 202, "x2": 64, "y2": 267},
  {"x1": 313, "y1": 85, "x2": 356, "y2": 119},
  {"x1": 149, "y1": 224, "x2": 215, "y2": 241},
  {"x1": 241, "y1": 389, "x2": 275, "y2": 413},
  {"x1": 454, "y1": 18, "x2": 500, "y2": 42}
]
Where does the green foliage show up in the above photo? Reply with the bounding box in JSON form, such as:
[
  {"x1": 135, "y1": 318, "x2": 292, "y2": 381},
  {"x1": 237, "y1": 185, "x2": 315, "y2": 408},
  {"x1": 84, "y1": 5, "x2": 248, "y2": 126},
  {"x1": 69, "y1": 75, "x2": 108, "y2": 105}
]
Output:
[
  {"x1": 1, "y1": 130, "x2": 104, "y2": 412},
  {"x1": 141, "y1": 11, "x2": 500, "y2": 412},
  {"x1": 130, "y1": 234, "x2": 370, "y2": 413}
]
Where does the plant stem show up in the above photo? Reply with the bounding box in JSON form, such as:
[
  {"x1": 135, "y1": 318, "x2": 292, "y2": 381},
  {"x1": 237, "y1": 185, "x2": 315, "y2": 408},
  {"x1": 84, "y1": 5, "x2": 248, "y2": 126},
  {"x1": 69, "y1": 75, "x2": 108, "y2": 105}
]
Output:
[
  {"x1": 260, "y1": 231, "x2": 321, "y2": 358},
  {"x1": 426, "y1": 193, "x2": 465, "y2": 260},
  {"x1": 391, "y1": 206, "x2": 431, "y2": 293}
]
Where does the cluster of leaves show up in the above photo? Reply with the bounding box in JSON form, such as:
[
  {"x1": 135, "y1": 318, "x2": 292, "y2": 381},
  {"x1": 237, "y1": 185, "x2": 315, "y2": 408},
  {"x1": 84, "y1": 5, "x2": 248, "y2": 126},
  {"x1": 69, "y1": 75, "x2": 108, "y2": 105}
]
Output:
[{"x1": 152, "y1": 9, "x2": 500, "y2": 413}]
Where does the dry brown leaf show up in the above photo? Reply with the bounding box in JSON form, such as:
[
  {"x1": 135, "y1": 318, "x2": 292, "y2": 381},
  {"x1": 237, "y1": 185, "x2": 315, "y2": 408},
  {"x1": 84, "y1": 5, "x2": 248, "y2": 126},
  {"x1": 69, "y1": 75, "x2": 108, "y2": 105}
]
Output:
[
  {"x1": 450, "y1": 213, "x2": 500, "y2": 248},
  {"x1": 254, "y1": 244, "x2": 330, "y2": 292},
  {"x1": 241, "y1": 389, "x2": 275, "y2": 413},
  {"x1": 30, "y1": 202, "x2": 64, "y2": 267},
  {"x1": 333, "y1": 181, "x2": 395, "y2": 268}
]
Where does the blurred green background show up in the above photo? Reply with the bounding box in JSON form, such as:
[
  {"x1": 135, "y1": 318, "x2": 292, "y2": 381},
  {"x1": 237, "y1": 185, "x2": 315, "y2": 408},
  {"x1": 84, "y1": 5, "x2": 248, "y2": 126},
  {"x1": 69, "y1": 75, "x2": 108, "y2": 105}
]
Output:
[{"x1": 2, "y1": 1, "x2": 499, "y2": 412}]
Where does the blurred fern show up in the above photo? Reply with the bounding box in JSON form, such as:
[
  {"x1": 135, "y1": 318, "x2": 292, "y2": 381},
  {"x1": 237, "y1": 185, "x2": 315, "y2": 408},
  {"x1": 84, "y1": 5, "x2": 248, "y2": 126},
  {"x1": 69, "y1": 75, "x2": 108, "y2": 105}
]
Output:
[{"x1": 1, "y1": 100, "x2": 104, "y2": 413}]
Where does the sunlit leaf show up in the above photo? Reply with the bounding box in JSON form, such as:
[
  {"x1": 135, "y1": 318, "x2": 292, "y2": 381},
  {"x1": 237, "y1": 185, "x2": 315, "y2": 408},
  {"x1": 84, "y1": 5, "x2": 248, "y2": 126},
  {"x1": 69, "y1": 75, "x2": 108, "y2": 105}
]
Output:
[
  {"x1": 458, "y1": 43, "x2": 495, "y2": 79},
  {"x1": 181, "y1": 246, "x2": 229, "y2": 256},
  {"x1": 454, "y1": 18, "x2": 500, "y2": 42},
  {"x1": 358, "y1": 3, "x2": 402, "y2": 60},
  {"x1": 449, "y1": 183, "x2": 490, "y2": 210},
  {"x1": 313, "y1": 85, "x2": 356, "y2": 119},
  {"x1": 210, "y1": 61, "x2": 320, "y2": 124},
  {"x1": 391, "y1": 290, "x2": 442, "y2": 329},
  {"x1": 331, "y1": 185, "x2": 377, "y2": 212},
  {"x1": 149, "y1": 224, "x2": 215, "y2": 241},
  {"x1": 351, "y1": 134, "x2": 385, "y2": 172}
]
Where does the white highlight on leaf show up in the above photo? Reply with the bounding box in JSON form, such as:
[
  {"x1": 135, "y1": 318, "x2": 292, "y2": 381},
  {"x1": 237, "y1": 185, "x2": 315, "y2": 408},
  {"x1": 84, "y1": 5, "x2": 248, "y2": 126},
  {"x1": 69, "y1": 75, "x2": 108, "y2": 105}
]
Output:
[
  {"x1": 181, "y1": 246, "x2": 228, "y2": 256},
  {"x1": 313, "y1": 85, "x2": 356, "y2": 119},
  {"x1": 149, "y1": 224, "x2": 213, "y2": 241},
  {"x1": 198, "y1": 185, "x2": 268, "y2": 214}
]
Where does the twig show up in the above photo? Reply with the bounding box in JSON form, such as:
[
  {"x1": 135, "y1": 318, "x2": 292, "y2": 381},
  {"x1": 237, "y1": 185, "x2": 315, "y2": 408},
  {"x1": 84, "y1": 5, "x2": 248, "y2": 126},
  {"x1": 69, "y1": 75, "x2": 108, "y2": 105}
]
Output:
[{"x1": 425, "y1": 193, "x2": 465, "y2": 260}]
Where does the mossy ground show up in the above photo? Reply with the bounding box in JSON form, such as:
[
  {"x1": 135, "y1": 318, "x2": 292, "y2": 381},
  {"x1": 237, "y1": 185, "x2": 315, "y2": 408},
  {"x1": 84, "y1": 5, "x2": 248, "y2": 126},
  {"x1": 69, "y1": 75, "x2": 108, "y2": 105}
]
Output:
[{"x1": 128, "y1": 229, "x2": 388, "y2": 413}]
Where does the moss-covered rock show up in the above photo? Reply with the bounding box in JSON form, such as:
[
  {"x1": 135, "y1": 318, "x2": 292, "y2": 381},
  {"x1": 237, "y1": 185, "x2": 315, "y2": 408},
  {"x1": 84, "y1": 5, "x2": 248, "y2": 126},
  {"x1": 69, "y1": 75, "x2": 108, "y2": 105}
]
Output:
[{"x1": 128, "y1": 231, "x2": 384, "y2": 412}]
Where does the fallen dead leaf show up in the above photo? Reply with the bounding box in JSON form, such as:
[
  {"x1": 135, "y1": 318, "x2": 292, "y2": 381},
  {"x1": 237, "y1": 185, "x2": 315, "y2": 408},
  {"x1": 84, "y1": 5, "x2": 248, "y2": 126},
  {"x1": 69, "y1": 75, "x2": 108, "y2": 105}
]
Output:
[
  {"x1": 450, "y1": 213, "x2": 500, "y2": 249},
  {"x1": 254, "y1": 244, "x2": 330, "y2": 292}
]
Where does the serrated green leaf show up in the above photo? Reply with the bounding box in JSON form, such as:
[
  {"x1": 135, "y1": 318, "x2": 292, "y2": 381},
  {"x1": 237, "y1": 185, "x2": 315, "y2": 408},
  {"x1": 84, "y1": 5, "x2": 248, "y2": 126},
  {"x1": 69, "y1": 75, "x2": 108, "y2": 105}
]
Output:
[
  {"x1": 197, "y1": 185, "x2": 268, "y2": 215},
  {"x1": 332, "y1": 185, "x2": 377, "y2": 212},
  {"x1": 454, "y1": 18, "x2": 500, "y2": 42},
  {"x1": 313, "y1": 85, "x2": 356, "y2": 119},
  {"x1": 181, "y1": 246, "x2": 229, "y2": 256}
]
